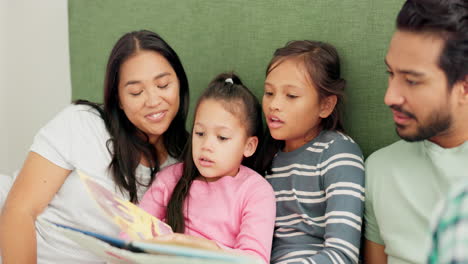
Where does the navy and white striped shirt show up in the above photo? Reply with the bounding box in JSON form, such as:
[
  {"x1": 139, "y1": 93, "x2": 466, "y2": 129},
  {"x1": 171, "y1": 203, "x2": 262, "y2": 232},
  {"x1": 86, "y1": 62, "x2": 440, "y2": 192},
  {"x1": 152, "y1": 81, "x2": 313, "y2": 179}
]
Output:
[{"x1": 266, "y1": 130, "x2": 365, "y2": 264}]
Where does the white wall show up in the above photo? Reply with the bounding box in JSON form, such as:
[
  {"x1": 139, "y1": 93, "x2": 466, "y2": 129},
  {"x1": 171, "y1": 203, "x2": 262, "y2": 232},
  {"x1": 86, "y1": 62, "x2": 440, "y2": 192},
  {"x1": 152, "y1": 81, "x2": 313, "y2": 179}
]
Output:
[
  {"x1": 0, "y1": 0, "x2": 8, "y2": 175},
  {"x1": 0, "y1": 0, "x2": 71, "y2": 175}
]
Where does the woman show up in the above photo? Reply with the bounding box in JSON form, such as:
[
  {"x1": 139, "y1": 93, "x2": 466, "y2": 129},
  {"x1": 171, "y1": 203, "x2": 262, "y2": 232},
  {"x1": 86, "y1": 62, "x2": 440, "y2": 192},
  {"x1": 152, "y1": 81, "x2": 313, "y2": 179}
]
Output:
[{"x1": 0, "y1": 30, "x2": 189, "y2": 263}]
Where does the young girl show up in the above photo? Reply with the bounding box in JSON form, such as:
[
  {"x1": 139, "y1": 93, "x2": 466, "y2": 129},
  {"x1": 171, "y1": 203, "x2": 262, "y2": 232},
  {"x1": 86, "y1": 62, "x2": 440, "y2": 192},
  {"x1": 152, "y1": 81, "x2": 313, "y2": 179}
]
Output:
[
  {"x1": 256, "y1": 41, "x2": 365, "y2": 264},
  {"x1": 138, "y1": 73, "x2": 276, "y2": 264}
]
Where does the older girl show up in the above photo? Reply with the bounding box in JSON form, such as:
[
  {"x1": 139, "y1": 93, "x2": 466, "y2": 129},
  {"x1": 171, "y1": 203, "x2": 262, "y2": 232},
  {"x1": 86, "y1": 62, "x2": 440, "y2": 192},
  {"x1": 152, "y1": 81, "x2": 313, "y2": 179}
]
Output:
[{"x1": 256, "y1": 41, "x2": 365, "y2": 264}]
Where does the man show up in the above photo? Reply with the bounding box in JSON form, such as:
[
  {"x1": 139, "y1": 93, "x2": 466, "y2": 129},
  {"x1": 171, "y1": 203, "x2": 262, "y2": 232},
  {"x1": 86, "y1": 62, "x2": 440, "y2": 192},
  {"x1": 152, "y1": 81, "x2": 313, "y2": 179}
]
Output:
[{"x1": 364, "y1": 0, "x2": 468, "y2": 263}]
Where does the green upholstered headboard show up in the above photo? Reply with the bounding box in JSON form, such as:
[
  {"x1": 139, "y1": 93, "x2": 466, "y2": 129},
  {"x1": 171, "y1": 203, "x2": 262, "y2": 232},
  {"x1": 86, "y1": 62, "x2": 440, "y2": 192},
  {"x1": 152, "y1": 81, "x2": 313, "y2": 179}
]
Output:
[{"x1": 68, "y1": 0, "x2": 404, "y2": 157}]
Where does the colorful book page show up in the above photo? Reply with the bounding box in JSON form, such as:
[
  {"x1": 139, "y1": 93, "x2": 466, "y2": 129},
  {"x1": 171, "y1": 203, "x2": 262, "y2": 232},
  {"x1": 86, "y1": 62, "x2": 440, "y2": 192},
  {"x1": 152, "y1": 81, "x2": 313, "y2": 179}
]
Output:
[{"x1": 78, "y1": 170, "x2": 173, "y2": 240}]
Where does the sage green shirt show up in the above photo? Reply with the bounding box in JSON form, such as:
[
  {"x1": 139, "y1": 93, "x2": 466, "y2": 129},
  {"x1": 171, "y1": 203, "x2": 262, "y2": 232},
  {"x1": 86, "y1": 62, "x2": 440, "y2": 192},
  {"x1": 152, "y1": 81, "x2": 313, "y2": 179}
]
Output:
[{"x1": 364, "y1": 140, "x2": 468, "y2": 264}]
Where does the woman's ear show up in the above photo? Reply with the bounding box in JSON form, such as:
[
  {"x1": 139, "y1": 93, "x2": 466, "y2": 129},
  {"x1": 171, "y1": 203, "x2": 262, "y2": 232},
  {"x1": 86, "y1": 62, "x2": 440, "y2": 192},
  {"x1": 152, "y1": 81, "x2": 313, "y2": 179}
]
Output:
[
  {"x1": 319, "y1": 95, "x2": 337, "y2": 118},
  {"x1": 243, "y1": 136, "x2": 259, "y2": 158}
]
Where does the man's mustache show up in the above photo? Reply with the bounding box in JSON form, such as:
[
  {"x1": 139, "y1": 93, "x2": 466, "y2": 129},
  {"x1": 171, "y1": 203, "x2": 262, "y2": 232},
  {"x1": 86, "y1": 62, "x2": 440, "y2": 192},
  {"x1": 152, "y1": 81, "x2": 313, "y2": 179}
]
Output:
[{"x1": 389, "y1": 105, "x2": 417, "y2": 120}]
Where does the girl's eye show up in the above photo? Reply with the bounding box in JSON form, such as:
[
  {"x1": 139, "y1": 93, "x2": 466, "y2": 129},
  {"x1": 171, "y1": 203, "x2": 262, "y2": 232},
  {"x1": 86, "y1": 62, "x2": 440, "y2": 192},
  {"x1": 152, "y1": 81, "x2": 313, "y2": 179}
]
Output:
[
  {"x1": 264, "y1": 91, "x2": 273, "y2": 96},
  {"x1": 287, "y1": 94, "x2": 298, "y2": 99},
  {"x1": 218, "y1": 136, "x2": 229, "y2": 141},
  {"x1": 195, "y1": 131, "x2": 204, "y2": 137},
  {"x1": 157, "y1": 83, "x2": 169, "y2": 89}
]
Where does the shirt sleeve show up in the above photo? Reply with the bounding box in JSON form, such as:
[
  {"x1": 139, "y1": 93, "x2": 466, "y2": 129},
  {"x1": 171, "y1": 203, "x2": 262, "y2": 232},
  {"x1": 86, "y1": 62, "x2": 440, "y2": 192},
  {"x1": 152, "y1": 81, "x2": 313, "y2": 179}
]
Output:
[
  {"x1": 30, "y1": 104, "x2": 108, "y2": 173},
  {"x1": 30, "y1": 105, "x2": 79, "y2": 170},
  {"x1": 302, "y1": 138, "x2": 365, "y2": 264},
  {"x1": 363, "y1": 155, "x2": 384, "y2": 245},
  {"x1": 221, "y1": 178, "x2": 276, "y2": 264}
]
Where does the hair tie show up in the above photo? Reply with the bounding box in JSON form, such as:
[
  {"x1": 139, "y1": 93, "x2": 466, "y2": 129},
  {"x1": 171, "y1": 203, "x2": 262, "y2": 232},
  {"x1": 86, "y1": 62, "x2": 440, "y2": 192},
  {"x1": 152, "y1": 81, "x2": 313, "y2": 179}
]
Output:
[{"x1": 225, "y1": 78, "x2": 234, "y2": 84}]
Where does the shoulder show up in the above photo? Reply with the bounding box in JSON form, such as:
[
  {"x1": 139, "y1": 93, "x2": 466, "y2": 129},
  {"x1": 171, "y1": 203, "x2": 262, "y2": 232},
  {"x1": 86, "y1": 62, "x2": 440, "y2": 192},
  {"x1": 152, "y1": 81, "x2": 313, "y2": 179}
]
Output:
[
  {"x1": 316, "y1": 130, "x2": 364, "y2": 161},
  {"x1": 30, "y1": 104, "x2": 108, "y2": 172},
  {"x1": 45, "y1": 104, "x2": 104, "y2": 130},
  {"x1": 238, "y1": 166, "x2": 275, "y2": 194},
  {"x1": 68, "y1": 104, "x2": 103, "y2": 124},
  {"x1": 366, "y1": 140, "x2": 419, "y2": 167},
  {"x1": 58, "y1": 103, "x2": 101, "y2": 119},
  {"x1": 156, "y1": 162, "x2": 184, "y2": 185},
  {"x1": 34, "y1": 103, "x2": 107, "y2": 143},
  {"x1": 61, "y1": 104, "x2": 107, "y2": 136},
  {"x1": 365, "y1": 140, "x2": 424, "y2": 194}
]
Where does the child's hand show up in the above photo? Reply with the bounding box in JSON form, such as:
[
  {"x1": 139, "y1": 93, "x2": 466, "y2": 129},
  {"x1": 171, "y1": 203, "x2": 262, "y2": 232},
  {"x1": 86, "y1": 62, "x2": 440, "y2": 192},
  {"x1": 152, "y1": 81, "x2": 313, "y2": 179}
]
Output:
[{"x1": 149, "y1": 233, "x2": 221, "y2": 251}]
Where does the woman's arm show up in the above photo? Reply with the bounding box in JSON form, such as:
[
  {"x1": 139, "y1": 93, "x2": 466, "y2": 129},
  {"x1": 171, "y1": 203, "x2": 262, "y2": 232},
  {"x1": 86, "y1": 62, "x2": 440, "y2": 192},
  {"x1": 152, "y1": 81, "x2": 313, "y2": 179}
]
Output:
[{"x1": 0, "y1": 152, "x2": 70, "y2": 264}]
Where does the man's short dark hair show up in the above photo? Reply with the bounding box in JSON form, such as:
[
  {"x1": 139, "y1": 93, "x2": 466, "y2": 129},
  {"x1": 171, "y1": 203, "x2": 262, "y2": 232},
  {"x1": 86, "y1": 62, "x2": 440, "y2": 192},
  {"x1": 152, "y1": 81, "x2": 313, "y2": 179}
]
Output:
[{"x1": 397, "y1": 0, "x2": 468, "y2": 86}]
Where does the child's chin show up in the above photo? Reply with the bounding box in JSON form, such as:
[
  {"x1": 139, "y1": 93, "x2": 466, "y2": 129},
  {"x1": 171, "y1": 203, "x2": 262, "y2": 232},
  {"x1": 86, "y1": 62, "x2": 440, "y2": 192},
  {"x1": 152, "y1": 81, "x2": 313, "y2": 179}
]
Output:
[{"x1": 270, "y1": 132, "x2": 286, "y2": 141}]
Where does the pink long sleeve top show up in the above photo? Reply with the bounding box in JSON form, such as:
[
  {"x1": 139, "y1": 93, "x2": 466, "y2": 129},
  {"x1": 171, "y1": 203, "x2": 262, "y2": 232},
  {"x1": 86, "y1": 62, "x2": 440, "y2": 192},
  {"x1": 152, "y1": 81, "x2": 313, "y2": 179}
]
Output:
[{"x1": 139, "y1": 163, "x2": 276, "y2": 264}]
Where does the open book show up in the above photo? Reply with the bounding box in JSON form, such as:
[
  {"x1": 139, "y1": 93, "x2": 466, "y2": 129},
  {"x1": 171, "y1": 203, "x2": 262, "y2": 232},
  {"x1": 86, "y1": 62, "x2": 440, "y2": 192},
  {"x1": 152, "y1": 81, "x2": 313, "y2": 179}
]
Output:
[{"x1": 45, "y1": 171, "x2": 259, "y2": 264}]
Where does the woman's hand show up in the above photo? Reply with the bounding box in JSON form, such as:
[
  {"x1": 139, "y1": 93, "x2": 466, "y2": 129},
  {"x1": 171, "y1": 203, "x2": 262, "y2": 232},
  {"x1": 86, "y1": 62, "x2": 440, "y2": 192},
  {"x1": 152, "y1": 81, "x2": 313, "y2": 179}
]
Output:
[{"x1": 149, "y1": 233, "x2": 221, "y2": 251}]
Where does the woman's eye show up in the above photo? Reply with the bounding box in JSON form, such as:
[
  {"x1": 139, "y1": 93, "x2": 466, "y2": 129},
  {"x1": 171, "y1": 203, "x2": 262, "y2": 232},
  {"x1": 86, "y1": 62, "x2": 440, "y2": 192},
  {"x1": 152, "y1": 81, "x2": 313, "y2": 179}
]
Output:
[
  {"x1": 264, "y1": 92, "x2": 273, "y2": 96},
  {"x1": 287, "y1": 94, "x2": 298, "y2": 99},
  {"x1": 130, "y1": 91, "x2": 143, "y2": 96},
  {"x1": 158, "y1": 83, "x2": 169, "y2": 89},
  {"x1": 218, "y1": 136, "x2": 229, "y2": 141},
  {"x1": 195, "y1": 132, "x2": 204, "y2": 137}
]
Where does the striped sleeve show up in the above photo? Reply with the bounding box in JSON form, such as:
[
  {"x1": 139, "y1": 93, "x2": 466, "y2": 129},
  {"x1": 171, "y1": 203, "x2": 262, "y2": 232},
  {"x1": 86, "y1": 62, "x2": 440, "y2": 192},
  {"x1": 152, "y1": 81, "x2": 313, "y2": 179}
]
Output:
[
  {"x1": 277, "y1": 136, "x2": 365, "y2": 264},
  {"x1": 309, "y1": 136, "x2": 364, "y2": 264}
]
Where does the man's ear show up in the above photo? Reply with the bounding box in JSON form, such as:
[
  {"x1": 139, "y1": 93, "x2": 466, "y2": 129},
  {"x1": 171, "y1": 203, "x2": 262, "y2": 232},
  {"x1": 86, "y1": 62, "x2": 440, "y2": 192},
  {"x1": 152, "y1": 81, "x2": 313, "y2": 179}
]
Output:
[
  {"x1": 243, "y1": 136, "x2": 259, "y2": 158},
  {"x1": 453, "y1": 74, "x2": 468, "y2": 105},
  {"x1": 461, "y1": 75, "x2": 468, "y2": 104},
  {"x1": 319, "y1": 95, "x2": 338, "y2": 118}
]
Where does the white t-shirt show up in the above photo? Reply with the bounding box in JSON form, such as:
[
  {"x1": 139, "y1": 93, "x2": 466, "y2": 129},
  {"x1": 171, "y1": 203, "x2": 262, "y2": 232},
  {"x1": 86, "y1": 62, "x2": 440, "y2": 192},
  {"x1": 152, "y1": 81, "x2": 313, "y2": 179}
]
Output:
[{"x1": 7, "y1": 104, "x2": 177, "y2": 263}]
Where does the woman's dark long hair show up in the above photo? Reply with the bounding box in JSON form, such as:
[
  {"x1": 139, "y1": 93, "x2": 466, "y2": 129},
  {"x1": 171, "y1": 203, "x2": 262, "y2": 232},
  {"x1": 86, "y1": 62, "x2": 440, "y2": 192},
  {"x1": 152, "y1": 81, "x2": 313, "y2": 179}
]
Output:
[
  {"x1": 166, "y1": 72, "x2": 262, "y2": 233},
  {"x1": 253, "y1": 40, "x2": 346, "y2": 175},
  {"x1": 76, "y1": 30, "x2": 189, "y2": 203}
]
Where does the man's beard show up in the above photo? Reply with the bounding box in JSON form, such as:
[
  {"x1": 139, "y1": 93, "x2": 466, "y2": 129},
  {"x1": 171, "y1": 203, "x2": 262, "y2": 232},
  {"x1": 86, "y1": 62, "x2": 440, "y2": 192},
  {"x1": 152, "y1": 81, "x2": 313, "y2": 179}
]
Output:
[{"x1": 391, "y1": 105, "x2": 452, "y2": 142}]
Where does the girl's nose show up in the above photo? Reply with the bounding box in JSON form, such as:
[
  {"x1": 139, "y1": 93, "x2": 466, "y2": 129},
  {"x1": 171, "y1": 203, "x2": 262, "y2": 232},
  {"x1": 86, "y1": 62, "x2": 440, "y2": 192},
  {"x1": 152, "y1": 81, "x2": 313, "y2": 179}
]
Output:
[
  {"x1": 201, "y1": 135, "x2": 215, "y2": 152},
  {"x1": 268, "y1": 96, "x2": 281, "y2": 111}
]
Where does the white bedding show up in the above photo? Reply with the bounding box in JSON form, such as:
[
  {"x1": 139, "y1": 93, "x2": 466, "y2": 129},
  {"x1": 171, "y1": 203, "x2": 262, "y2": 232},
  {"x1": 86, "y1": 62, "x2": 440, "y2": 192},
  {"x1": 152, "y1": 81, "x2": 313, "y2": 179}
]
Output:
[{"x1": 0, "y1": 174, "x2": 13, "y2": 209}]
